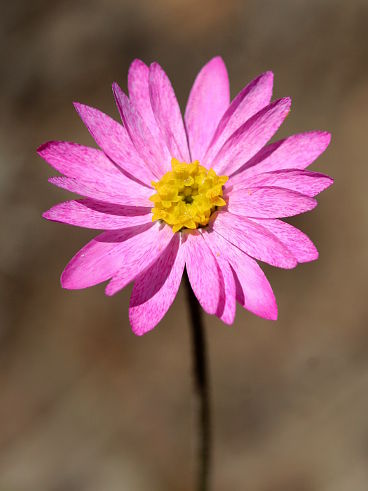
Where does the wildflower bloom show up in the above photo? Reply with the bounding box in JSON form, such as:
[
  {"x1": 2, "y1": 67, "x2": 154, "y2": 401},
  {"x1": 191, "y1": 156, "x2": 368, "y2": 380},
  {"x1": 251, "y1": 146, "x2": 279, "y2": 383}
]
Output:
[{"x1": 39, "y1": 57, "x2": 332, "y2": 335}]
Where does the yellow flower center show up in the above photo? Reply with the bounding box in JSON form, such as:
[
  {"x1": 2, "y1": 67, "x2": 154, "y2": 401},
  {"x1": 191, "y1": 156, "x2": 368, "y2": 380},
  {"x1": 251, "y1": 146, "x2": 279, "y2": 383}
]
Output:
[{"x1": 150, "y1": 158, "x2": 229, "y2": 233}]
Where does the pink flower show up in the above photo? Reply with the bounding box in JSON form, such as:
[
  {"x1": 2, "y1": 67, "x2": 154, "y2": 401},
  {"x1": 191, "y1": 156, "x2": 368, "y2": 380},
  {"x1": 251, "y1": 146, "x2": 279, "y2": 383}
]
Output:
[{"x1": 39, "y1": 57, "x2": 332, "y2": 335}]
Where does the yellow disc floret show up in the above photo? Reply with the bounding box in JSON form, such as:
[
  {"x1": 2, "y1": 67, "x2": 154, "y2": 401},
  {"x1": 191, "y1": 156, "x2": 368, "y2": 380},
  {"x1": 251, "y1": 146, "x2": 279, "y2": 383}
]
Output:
[{"x1": 150, "y1": 158, "x2": 229, "y2": 233}]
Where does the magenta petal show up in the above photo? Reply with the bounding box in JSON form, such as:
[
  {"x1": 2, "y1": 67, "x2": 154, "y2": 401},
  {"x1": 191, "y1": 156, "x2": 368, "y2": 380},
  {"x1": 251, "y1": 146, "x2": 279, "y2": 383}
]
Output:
[
  {"x1": 105, "y1": 224, "x2": 174, "y2": 296},
  {"x1": 43, "y1": 199, "x2": 152, "y2": 230},
  {"x1": 204, "y1": 71, "x2": 273, "y2": 166},
  {"x1": 203, "y1": 230, "x2": 277, "y2": 320},
  {"x1": 230, "y1": 169, "x2": 333, "y2": 197},
  {"x1": 112, "y1": 83, "x2": 170, "y2": 177},
  {"x1": 227, "y1": 186, "x2": 317, "y2": 218},
  {"x1": 185, "y1": 231, "x2": 220, "y2": 315},
  {"x1": 149, "y1": 62, "x2": 190, "y2": 162},
  {"x1": 212, "y1": 212, "x2": 297, "y2": 269},
  {"x1": 128, "y1": 59, "x2": 164, "y2": 144},
  {"x1": 249, "y1": 218, "x2": 318, "y2": 263},
  {"x1": 49, "y1": 176, "x2": 152, "y2": 207},
  {"x1": 61, "y1": 223, "x2": 154, "y2": 289},
  {"x1": 129, "y1": 234, "x2": 185, "y2": 336},
  {"x1": 234, "y1": 131, "x2": 331, "y2": 178},
  {"x1": 38, "y1": 141, "x2": 123, "y2": 180},
  {"x1": 185, "y1": 56, "x2": 230, "y2": 162},
  {"x1": 215, "y1": 257, "x2": 236, "y2": 325},
  {"x1": 73, "y1": 103, "x2": 155, "y2": 185},
  {"x1": 212, "y1": 98, "x2": 291, "y2": 176}
]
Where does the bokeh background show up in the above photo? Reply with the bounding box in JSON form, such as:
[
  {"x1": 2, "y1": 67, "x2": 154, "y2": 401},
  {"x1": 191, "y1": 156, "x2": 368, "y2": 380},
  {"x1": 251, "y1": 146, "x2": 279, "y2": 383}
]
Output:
[{"x1": 1, "y1": 0, "x2": 368, "y2": 489}]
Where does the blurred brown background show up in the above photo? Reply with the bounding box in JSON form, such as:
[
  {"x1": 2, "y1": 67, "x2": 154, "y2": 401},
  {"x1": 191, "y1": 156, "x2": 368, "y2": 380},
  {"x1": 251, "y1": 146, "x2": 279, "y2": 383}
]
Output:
[{"x1": 0, "y1": 0, "x2": 367, "y2": 489}]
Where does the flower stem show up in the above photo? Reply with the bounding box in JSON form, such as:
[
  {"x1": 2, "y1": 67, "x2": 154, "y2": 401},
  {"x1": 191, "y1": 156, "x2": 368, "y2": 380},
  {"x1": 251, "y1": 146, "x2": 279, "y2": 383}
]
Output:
[{"x1": 184, "y1": 272, "x2": 211, "y2": 491}]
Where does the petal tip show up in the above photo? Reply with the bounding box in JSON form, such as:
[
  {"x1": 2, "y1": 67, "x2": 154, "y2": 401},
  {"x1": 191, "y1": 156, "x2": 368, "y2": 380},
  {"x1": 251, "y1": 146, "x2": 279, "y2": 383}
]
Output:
[
  {"x1": 131, "y1": 325, "x2": 152, "y2": 336},
  {"x1": 262, "y1": 70, "x2": 274, "y2": 82},
  {"x1": 286, "y1": 257, "x2": 298, "y2": 269},
  {"x1": 129, "y1": 312, "x2": 157, "y2": 336},
  {"x1": 105, "y1": 283, "x2": 116, "y2": 297},
  {"x1": 37, "y1": 141, "x2": 50, "y2": 156},
  {"x1": 298, "y1": 247, "x2": 319, "y2": 264},
  {"x1": 283, "y1": 96, "x2": 292, "y2": 109},
  {"x1": 208, "y1": 55, "x2": 226, "y2": 67},
  {"x1": 220, "y1": 316, "x2": 235, "y2": 326},
  {"x1": 132, "y1": 329, "x2": 145, "y2": 337},
  {"x1": 267, "y1": 303, "x2": 278, "y2": 321},
  {"x1": 325, "y1": 176, "x2": 334, "y2": 188},
  {"x1": 311, "y1": 196, "x2": 318, "y2": 210},
  {"x1": 310, "y1": 248, "x2": 319, "y2": 262},
  {"x1": 60, "y1": 269, "x2": 73, "y2": 290},
  {"x1": 73, "y1": 101, "x2": 83, "y2": 112},
  {"x1": 322, "y1": 131, "x2": 332, "y2": 147},
  {"x1": 111, "y1": 81, "x2": 122, "y2": 96},
  {"x1": 42, "y1": 209, "x2": 53, "y2": 220},
  {"x1": 130, "y1": 58, "x2": 147, "y2": 69},
  {"x1": 149, "y1": 61, "x2": 161, "y2": 72}
]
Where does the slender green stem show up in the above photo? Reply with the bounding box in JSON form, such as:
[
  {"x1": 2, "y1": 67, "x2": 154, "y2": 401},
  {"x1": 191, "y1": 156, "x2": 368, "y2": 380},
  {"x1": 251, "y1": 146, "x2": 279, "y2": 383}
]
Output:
[{"x1": 184, "y1": 272, "x2": 211, "y2": 491}]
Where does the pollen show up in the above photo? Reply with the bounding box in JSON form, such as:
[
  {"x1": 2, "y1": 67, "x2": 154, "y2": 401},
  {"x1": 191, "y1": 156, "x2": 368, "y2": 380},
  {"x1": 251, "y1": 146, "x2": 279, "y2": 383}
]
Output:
[{"x1": 150, "y1": 158, "x2": 228, "y2": 233}]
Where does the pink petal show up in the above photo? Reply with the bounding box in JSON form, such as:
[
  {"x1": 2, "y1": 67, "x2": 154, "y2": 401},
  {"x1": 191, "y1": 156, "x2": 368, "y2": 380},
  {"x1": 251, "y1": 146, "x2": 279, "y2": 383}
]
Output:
[
  {"x1": 227, "y1": 186, "x2": 317, "y2": 218},
  {"x1": 129, "y1": 234, "x2": 186, "y2": 336},
  {"x1": 61, "y1": 223, "x2": 155, "y2": 289},
  {"x1": 212, "y1": 98, "x2": 291, "y2": 176},
  {"x1": 185, "y1": 57, "x2": 230, "y2": 162},
  {"x1": 38, "y1": 141, "x2": 122, "y2": 180},
  {"x1": 112, "y1": 83, "x2": 170, "y2": 178},
  {"x1": 230, "y1": 169, "x2": 333, "y2": 197},
  {"x1": 105, "y1": 224, "x2": 174, "y2": 296},
  {"x1": 215, "y1": 256, "x2": 236, "y2": 325},
  {"x1": 43, "y1": 199, "x2": 152, "y2": 230},
  {"x1": 73, "y1": 103, "x2": 155, "y2": 185},
  {"x1": 48, "y1": 176, "x2": 152, "y2": 207},
  {"x1": 203, "y1": 230, "x2": 277, "y2": 320},
  {"x1": 149, "y1": 62, "x2": 190, "y2": 162},
  {"x1": 233, "y1": 131, "x2": 331, "y2": 178},
  {"x1": 184, "y1": 231, "x2": 220, "y2": 315},
  {"x1": 204, "y1": 71, "x2": 273, "y2": 166},
  {"x1": 128, "y1": 59, "x2": 164, "y2": 143},
  {"x1": 212, "y1": 211, "x2": 297, "y2": 269},
  {"x1": 250, "y1": 218, "x2": 318, "y2": 263}
]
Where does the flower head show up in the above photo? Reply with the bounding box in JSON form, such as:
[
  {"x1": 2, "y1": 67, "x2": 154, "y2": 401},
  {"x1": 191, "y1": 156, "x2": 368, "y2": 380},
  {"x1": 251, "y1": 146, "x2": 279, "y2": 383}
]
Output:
[
  {"x1": 150, "y1": 158, "x2": 228, "y2": 232},
  {"x1": 39, "y1": 57, "x2": 333, "y2": 335}
]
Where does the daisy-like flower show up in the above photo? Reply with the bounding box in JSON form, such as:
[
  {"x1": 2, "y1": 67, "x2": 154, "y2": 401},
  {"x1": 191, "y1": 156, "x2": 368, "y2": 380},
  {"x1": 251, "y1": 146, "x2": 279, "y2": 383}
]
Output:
[{"x1": 39, "y1": 57, "x2": 332, "y2": 335}]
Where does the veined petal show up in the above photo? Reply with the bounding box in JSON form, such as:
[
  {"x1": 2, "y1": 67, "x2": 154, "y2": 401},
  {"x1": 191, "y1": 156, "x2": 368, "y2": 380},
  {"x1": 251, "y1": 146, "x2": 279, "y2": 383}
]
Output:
[
  {"x1": 61, "y1": 223, "x2": 154, "y2": 289},
  {"x1": 212, "y1": 98, "x2": 291, "y2": 175},
  {"x1": 185, "y1": 56, "x2": 230, "y2": 162},
  {"x1": 149, "y1": 62, "x2": 190, "y2": 162},
  {"x1": 227, "y1": 186, "x2": 317, "y2": 218},
  {"x1": 73, "y1": 103, "x2": 155, "y2": 185},
  {"x1": 230, "y1": 169, "x2": 333, "y2": 197},
  {"x1": 128, "y1": 59, "x2": 164, "y2": 143},
  {"x1": 112, "y1": 83, "x2": 170, "y2": 178},
  {"x1": 215, "y1": 256, "x2": 236, "y2": 325},
  {"x1": 38, "y1": 141, "x2": 122, "y2": 180},
  {"x1": 233, "y1": 131, "x2": 331, "y2": 178},
  {"x1": 48, "y1": 176, "x2": 152, "y2": 207},
  {"x1": 129, "y1": 234, "x2": 186, "y2": 336},
  {"x1": 105, "y1": 224, "x2": 174, "y2": 296},
  {"x1": 204, "y1": 71, "x2": 273, "y2": 166},
  {"x1": 203, "y1": 230, "x2": 277, "y2": 320},
  {"x1": 43, "y1": 199, "x2": 152, "y2": 230},
  {"x1": 184, "y1": 231, "x2": 220, "y2": 315},
  {"x1": 212, "y1": 211, "x2": 297, "y2": 269},
  {"x1": 249, "y1": 218, "x2": 319, "y2": 263}
]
